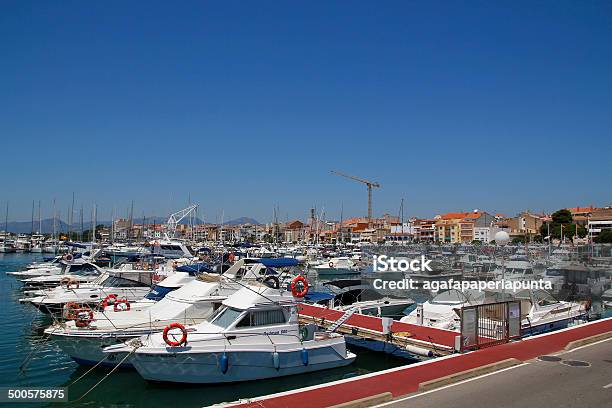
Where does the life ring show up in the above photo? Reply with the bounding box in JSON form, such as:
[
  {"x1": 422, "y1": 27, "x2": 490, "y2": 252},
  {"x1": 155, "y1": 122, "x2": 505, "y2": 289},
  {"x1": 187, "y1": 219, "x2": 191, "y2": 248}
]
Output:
[
  {"x1": 74, "y1": 307, "x2": 94, "y2": 328},
  {"x1": 329, "y1": 261, "x2": 334, "y2": 268},
  {"x1": 100, "y1": 294, "x2": 118, "y2": 309},
  {"x1": 228, "y1": 253, "x2": 236, "y2": 263},
  {"x1": 113, "y1": 298, "x2": 131, "y2": 312},
  {"x1": 291, "y1": 276, "x2": 309, "y2": 298},
  {"x1": 163, "y1": 322, "x2": 188, "y2": 347},
  {"x1": 60, "y1": 277, "x2": 71, "y2": 288},
  {"x1": 63, "y1": 302, "x2": 80, "y2": 320},
  {"x1": 263, "y1": 275, "x2": 280, "y2": 289},
  {"x1": 63, "y1": 253, "x2": 74, "y2": 262},
  {"x1": 66, "y1": 278, "x2": 80, "y2": 289}
]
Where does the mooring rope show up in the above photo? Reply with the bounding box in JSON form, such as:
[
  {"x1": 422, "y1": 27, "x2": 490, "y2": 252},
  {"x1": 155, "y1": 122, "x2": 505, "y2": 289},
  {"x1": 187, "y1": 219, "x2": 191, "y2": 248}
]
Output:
[{"x1": 75, "y1": 346, "x2": 138, "y2": 402}]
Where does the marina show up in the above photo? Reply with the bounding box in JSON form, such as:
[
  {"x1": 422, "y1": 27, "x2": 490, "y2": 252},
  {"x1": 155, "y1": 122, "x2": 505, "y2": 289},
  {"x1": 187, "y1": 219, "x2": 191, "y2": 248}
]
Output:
[
  {"x1": 2, "y1": 2, "x2": 612, "y2": 407},
  {"x1": 1, "y1": 232, "x2": 610, "y2": 406}
]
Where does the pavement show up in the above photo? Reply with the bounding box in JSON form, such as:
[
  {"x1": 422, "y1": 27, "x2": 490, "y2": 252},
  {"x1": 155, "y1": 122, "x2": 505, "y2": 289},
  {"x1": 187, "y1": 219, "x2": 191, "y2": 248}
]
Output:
[{"x1": 373, "y1": 338, "x2": 612, "y2": 408}]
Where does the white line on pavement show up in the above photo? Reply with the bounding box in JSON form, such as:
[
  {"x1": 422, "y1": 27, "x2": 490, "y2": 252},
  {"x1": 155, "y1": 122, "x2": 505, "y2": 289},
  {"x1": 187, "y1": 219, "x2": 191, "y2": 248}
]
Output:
[{"x1": 370, "y1": 363, "x2": 530, "y2": 407}]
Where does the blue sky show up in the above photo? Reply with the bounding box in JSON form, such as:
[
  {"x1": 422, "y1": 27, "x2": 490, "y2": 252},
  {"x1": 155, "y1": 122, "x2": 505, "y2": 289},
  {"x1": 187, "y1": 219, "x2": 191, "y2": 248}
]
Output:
[{"x1": 1, "y1": 1, "x2": 611, "y2": 223}]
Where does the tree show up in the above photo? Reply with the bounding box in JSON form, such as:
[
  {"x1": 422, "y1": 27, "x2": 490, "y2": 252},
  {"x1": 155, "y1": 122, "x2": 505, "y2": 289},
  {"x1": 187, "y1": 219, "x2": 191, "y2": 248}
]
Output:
[
  {"x1": 594, "y1": 230, "x2": 612, "y2": 243},
  {"x1": 551, "y1": 209, "x2": 573, "y2": 224},
  {"x1": 539, "y1": 208, "x2": 587, "y2": 241}
]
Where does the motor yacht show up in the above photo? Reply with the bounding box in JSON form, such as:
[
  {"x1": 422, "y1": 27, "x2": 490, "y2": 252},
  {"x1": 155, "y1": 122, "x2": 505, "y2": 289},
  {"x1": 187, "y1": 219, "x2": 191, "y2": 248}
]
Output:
[{"x1": 104, "y1": 282, "x2": 356, "y2": 383}]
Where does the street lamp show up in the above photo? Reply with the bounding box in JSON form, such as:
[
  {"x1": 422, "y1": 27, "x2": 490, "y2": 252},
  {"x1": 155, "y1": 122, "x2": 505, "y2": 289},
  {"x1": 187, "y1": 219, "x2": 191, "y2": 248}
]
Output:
[{"x1": 495, "y1": 231, "x2": 510, "y2": 296}]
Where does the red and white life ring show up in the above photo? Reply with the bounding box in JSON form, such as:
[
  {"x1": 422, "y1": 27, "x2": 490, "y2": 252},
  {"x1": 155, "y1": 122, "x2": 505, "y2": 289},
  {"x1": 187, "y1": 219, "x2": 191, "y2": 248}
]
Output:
[
  {"x1": 113, "y1": 298, "x2": 131, "y2": 312},
  {"x1": 163, "y1": 322, "x2": 188, "y2": 347},
  {"x1": 66, "y1": 278, "x2": 80, "y2": 289},
  {"x1": 63, "y1": 253, "x2": 74, "y2": 262},
  {"x1": 291, "y1": 276, "x2": 309, "y2": 298},
  {"x1": 100, "y1": 294, "x2": 118, "y2": 309},
  {"x1": 63, "y1": 302, "x2": 80, "y2": 320},
  {"x1": 74, "y1": 307, "x2": 94, "y2": 328}
]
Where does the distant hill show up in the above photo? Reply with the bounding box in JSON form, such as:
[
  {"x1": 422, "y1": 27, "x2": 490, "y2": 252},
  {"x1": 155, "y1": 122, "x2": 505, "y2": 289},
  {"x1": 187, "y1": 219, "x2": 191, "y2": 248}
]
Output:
[
  {"x1": 2, "y1": 216, "x2": 258, "y2": 233},
  {"x1": 225, "y1": 217, "x2": 260, "y2": 225},
  {"x1": 2, "y1": 219, "x2": 112, "y2": 234}
]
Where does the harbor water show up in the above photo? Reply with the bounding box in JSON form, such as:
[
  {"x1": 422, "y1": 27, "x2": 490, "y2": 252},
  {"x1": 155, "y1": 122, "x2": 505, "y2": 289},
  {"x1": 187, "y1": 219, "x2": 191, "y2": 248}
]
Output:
[{"x1": 0, "y1": 253, "x2": 409, "y2": 407}]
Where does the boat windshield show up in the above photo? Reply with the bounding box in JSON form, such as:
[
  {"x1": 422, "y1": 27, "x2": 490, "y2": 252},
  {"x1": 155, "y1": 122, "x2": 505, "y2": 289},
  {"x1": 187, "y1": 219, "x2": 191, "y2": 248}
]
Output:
[
  {"x1": 210, "y1": 307, "x2": 243, "y2": 329},
  {"x1": 101, "y1": 275, "x2": 147, "y2": 288},
  {"x1": 68, "y1": 263, "x2": 100, "y2": 276},
  {"x1": 431, "y1": 289, "x2": 483, "y2": 305}
]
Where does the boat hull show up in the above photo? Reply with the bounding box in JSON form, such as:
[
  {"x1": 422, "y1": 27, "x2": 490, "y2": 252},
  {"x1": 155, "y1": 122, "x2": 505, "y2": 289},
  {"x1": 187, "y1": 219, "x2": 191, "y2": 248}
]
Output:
[{"x1": 131, "y1": 347, "x2": 356, "y2": 384}]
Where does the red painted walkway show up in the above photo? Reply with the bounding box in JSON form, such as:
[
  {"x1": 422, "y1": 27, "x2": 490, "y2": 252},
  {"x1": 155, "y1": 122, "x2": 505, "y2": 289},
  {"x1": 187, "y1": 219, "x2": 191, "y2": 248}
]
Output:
[
  {"x1": 298, "y1": 303, "x2": 458, "y2": 348},
  {"x1": 229, "y1": 317, "x2": 612, "y2": 408}
]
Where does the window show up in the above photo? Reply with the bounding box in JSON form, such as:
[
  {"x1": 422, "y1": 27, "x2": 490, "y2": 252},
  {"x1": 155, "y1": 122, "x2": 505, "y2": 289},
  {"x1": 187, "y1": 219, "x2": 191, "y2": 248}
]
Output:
[
  {"x1": 211, "y1": 307, "x2": 243, "y2": 329},
  {"x1": 236, "y1": 309, "x2": 287, "y2": 327}
]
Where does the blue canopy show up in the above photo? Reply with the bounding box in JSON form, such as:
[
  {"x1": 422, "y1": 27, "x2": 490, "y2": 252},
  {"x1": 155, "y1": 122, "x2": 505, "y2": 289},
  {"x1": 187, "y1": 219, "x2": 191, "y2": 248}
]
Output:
[
  {"x1": 175, "y1": 262, "x2": 216, "y2": 275},
  {"x1": 258, "y1": 258, "x2": 299, "y2": 268},
  {"x1": 304, "y1": 291, "x2": 335, "y2": 303}
]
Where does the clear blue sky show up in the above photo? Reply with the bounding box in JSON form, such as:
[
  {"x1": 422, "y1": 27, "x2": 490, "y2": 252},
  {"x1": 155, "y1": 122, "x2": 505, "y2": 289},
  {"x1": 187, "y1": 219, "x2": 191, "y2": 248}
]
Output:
[{"x1": 1, "y1": 1, "x2": 611, "y2": 223}]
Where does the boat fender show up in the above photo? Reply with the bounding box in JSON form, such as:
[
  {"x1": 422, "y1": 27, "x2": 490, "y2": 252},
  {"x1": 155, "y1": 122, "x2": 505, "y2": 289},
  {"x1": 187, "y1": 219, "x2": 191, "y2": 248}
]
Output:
[
  {"x1": 405, "y1": 344, "x2": 434, "y2": 358},
  {"x1": 291, "y1": 276, "x2": 309, "y2": 298},
  {"x1": 263, "y1": 275, "x2": 280, "y2": 289},
  {"x1": 273, "y1": 351, "x2": 280, "y2": 370},
  {"x1": 220, "y1": 353, "x2": 229, "y2": 374},
  {"x1": 301, "y1": 348, "x2": 309, "y2": 366}
]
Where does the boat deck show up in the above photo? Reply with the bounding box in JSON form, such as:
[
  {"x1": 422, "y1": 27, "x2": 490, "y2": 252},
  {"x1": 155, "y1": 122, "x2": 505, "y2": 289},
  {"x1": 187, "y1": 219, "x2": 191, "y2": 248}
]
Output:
[
  {"x1": 297, "y1": 303, "x2": 457, "y2": 354},
  {"x1": 227, "y1": 317, "x2": 612, "y2": 408}
]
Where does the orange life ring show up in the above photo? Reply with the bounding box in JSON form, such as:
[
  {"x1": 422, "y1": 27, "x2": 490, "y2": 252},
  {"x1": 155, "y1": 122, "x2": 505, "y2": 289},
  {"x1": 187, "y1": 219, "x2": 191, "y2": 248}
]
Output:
[
  {"x1": 163, "y1": 322, "x2": 188, "y2": 347},
  {"x1": 63, "y1": 302, "x2": 80, "y2": 320},
  {"x1": 113, "y1": 298, "x2": 131, "y2": 312},
  {"x1": 228, "y1": 253, "x2": 236, "y2": 263},
  {"x1": 100, "y1": 294, "x2": 118, "y2": 309},
  {"x1": 291, "y1": 276, "x2": 309, "y2": 298},
  {"x1": 66, "y1": 278, "x2": 80, "y2": 289},
  {"x1": 74, "y1": 307, "x2": 94, "y2": 328}
]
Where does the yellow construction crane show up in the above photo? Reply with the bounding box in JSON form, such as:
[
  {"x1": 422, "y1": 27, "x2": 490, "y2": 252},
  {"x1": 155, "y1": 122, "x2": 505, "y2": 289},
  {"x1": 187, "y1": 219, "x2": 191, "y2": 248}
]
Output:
[{"x1": 331, "y1": 170, "x2": 381, "y2": 223}]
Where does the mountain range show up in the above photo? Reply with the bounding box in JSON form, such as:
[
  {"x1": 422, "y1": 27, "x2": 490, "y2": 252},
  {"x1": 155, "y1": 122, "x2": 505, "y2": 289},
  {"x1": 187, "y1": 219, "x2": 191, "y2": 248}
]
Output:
[{"x1": 2, "y1": 217, "x2": 260, "y2": 234}]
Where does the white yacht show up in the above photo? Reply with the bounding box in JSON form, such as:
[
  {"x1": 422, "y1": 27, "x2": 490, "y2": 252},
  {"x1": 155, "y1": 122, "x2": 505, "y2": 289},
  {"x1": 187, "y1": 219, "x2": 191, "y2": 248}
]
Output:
[
  {"x1": 314, "y1": 257, "x2": 360, "y2": 277},
  {"x1": 402, "y1": 289, "x2": 588, "y2": 335},
  {"x1": 104, "y1": 283, "x2": 356, "y2": 383},
  {"x1": 400, "y1": 289, "x2": 485, "y2": 331},
  {"x1": 19, "y1": 260, "x2": 104, "y2": 291},
  {"x1": 602, "y1": 288, "x2": 612, "y2": 309}
]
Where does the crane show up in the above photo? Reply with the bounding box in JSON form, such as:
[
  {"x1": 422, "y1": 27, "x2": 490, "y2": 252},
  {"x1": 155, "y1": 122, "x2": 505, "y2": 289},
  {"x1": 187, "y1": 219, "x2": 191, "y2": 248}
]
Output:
[
  {"x1": 165, "y1": 204, "x2": 198, "y2": 239},
  {"x1": 331, "y1": 171, "x2": 380, "y2": 224}
]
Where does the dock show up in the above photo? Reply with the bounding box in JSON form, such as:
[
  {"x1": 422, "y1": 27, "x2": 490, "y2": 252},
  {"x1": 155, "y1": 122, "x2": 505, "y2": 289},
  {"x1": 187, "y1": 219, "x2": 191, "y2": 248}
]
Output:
[
  {"x1": 297, "y1": 303, "x2": 457, "y2": 356},
  {"x1": 225, "y1": 316, "x2": 612, "y2": 408}
]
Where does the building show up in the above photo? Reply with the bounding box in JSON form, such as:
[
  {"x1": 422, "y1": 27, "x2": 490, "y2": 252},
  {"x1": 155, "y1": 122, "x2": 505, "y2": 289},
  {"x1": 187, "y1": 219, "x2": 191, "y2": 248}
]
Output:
[{"x1": 587, "y1": 207, "x2": 612, "y2": 240}]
